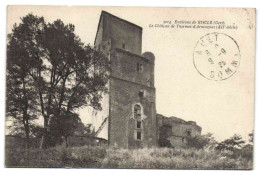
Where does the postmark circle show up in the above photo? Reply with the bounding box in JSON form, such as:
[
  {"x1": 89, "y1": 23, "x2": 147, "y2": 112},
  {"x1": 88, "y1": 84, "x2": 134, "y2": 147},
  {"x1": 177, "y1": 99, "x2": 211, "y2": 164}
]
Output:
[{"x1": 193, "y1": 33, "x2": 240, "y2": 81}]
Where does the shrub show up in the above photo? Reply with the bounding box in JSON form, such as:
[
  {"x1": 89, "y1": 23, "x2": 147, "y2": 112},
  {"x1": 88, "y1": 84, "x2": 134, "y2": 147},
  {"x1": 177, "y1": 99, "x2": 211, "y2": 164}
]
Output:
[
  {"x1": 216, "y1": 134, "x2": 245, "y2": 152},
  {"x1": 239, "y1": 144, "x2": 253, "y2": 160},
  {"x1": 186, "y1": 133, "x2": 216, "y2": 149}
]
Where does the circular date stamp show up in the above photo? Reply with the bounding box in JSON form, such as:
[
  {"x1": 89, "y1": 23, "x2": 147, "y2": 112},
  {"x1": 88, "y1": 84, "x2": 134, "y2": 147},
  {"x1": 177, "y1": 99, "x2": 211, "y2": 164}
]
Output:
[{"x1": 193, "y1": 33, "x2": 240, "y2": 81}]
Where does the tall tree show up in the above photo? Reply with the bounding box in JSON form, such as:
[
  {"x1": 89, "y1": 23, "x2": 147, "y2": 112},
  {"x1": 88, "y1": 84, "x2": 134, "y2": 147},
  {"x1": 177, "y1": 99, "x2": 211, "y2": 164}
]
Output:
[
  {"x1": 38, "y1": 20, "x2": 109, "y2": 148},
  {"x1": 7, "y1": 14, "x2": 110, "y2": 149},
  {"x1": 6, "y1": 14, "x2": 45, "y2": 148}
]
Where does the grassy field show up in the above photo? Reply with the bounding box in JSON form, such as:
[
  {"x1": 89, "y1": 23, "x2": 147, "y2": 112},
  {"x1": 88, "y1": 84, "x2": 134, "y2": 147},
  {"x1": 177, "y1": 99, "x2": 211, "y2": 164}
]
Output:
[{"x1": 5, "y1": 146, "x2": 253, "y2": 169}]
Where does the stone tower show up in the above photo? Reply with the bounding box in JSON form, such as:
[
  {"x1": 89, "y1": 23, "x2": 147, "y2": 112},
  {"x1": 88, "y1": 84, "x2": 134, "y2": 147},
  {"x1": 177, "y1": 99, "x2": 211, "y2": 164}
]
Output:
[{"x1": 92, "y1": 11, "x2": 157, "y2": 148}]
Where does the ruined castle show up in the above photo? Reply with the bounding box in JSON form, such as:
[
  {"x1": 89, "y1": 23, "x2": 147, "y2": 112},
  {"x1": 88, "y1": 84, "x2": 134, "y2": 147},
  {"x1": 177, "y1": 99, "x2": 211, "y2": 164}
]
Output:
[{"x1": 91, "y1": 11, "x2": 201, "y2": 148}]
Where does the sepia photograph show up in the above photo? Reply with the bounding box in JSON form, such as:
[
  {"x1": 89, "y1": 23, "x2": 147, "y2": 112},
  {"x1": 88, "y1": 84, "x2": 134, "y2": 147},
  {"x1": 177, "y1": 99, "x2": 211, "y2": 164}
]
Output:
[{"x1": 4, "y1": 5, "x2": 255, "y2": 169}]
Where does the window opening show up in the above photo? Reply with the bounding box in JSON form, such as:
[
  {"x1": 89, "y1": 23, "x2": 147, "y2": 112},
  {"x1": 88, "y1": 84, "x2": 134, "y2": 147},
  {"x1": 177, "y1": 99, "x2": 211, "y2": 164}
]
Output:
[
  {"x1": 137, "y1": 121, "x2": 141, "y2": 129},
  {"x1": 137, "y1": 63, "x2": 143, "y2": 72},
  {"x1": 137, "y1": 131, "x2": 141, "y2": 140}
]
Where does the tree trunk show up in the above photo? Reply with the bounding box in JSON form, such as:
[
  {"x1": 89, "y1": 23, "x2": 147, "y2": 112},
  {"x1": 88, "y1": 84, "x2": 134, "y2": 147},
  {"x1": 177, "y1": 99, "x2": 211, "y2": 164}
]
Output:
[
  {"x1": 40, "y1": 77, "x2": 52, "y2": 149},
  {"x1": 25, "y1": 119, "x2": 30, "y2": 149},
  {"x1": 23, "y1": 118, "x2": 30, "y2": 149},
  {"x1": 65, "y1": 136, "x2": 68, "y2": 148},
  {"x1": 40, "y1": 116, "x2": 49, "y2": 149},
  {"x1": 22, "y1": 78, "x2": 30, "y2": 149}
]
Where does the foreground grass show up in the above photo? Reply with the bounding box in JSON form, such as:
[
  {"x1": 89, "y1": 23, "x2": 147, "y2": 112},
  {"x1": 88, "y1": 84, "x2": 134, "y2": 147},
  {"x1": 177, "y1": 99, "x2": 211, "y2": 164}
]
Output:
[{"x1": 5, "y1": 146, "x2": 253, "y2": 169}]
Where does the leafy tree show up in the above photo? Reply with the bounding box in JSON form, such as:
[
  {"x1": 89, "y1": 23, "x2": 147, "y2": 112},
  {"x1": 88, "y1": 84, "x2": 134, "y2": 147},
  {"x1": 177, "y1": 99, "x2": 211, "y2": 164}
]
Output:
[
  {"x1": 49, "y1": 111, "x2": 94, "y2": 147},
  {"x1": 216, "y1": 134, "x2": 245, "y2": 151},
  {"x1": 186, "y1": 133, "x2": 217, "y2": 149},
  {"x1": 38, "y1": 19, "x2": 109, "y2": 148},
  {"x1": 7, "y1": 14, "x2": 109, "y2": 148},
  {"x1": 6, "y1": 14, "x2": 45, "y2": 148},
  {"x1": 237, "y1": 131, "x2": 254, "y2": 160}
]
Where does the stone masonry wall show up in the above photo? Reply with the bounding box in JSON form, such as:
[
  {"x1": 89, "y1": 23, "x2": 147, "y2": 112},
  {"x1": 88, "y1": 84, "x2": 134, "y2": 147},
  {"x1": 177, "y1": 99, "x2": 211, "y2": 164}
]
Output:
[
  {"x1": 109, "y1": 77, "x2": 156, "y2": 148},
  {"x1": 109, "y1": 50, "x2": 156, "y2": 148},
  {"x1": 157, "y1": 114, "x2": 202, "y2": 147},
  {"x1": 101, "y1": 11, "x2": 142, "y2": 55}
]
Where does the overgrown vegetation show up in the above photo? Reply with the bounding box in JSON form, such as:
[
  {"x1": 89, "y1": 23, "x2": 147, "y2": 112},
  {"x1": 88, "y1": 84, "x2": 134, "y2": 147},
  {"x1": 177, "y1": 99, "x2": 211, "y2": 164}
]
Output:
[
  {"x1": 5, "y1": 146, "x2": 253, "y2": 169},
  {"x1": 186, "y1": 133, "x2": 217, "y2": 149},
  {"x1": 186, "y1": 132, "x2": 254, "y2": 161},
  {"x1": 5, "y1": 131, "x2": 253, "y2": 169}
]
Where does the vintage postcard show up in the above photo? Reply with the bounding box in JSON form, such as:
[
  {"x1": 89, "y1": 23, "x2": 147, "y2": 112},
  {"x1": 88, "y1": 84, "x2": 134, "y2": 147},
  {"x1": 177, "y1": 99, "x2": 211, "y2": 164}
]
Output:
[{"x1": 5, "y1": 6, "x2": 255, "y2": 169}]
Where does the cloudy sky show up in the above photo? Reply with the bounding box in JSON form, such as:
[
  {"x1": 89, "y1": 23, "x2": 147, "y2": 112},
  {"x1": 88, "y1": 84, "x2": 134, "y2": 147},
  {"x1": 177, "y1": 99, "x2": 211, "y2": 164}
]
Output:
[{"x1": 7, "y1": 6, "x2": 255, "y2": 141}]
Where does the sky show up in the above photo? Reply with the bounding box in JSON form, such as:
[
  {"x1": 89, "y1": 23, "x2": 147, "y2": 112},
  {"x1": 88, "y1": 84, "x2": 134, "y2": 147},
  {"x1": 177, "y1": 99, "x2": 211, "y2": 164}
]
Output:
[{"x1": 7, "y1": 6, "x2": 255, "y2": 142}]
